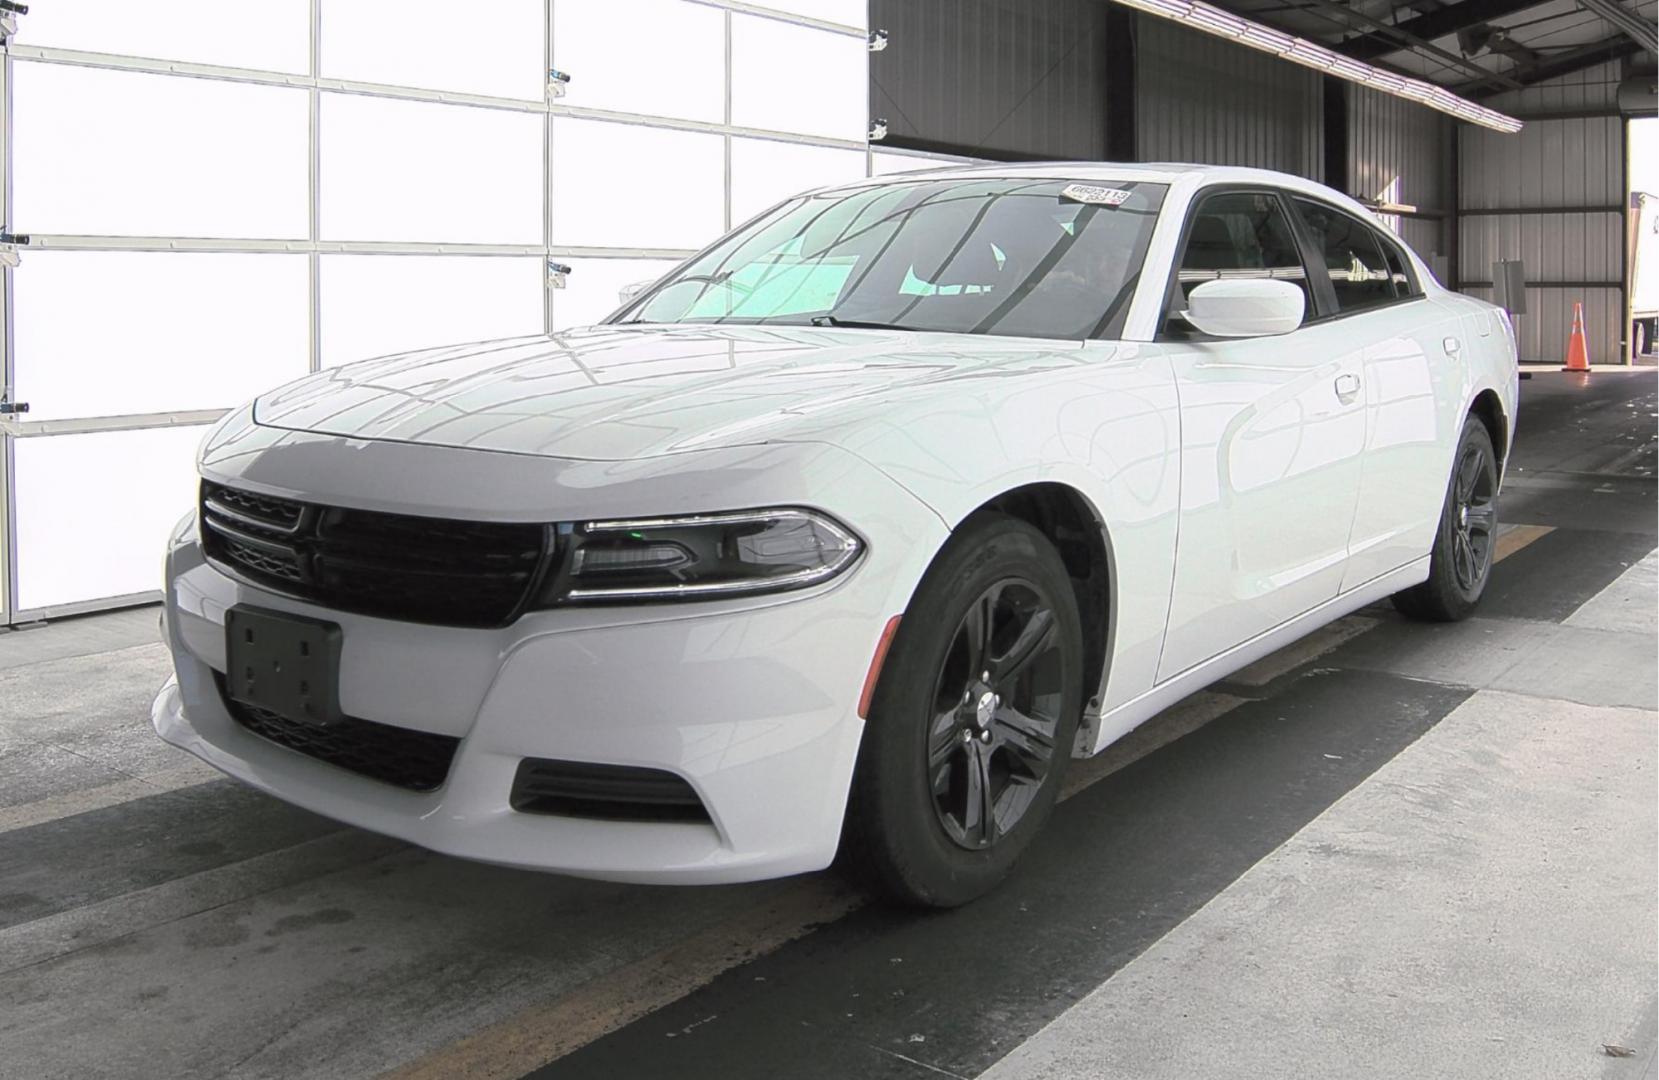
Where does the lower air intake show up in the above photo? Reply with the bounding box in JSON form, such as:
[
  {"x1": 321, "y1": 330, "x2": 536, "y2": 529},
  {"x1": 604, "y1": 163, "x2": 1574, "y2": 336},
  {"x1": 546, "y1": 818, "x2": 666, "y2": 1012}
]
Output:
[
  {"x1": 510, "y1": 758, "x2": 711, "y2": 823},
  {"x1": 217, "y1": 674, "x2": 459, "y2": 793}
]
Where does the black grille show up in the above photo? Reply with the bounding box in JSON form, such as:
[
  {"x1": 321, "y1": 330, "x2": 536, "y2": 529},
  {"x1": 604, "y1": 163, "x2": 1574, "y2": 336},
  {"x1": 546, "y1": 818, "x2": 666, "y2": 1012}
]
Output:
[
  {"x1": 208, "y1": 484, "x2": 304, "y2": 530},
  {"x1": 223, "y1": 536, "x2": 305, "y2": 582},
  {"x1": 510, "y1": 758, "x2": 711, "y2": 823},
  {"x1": 217, "y1": 674, "x2": 459, "y2": 792},
  {"x1": 201, "y1": 481, "x2": 553, "y2": 628}
]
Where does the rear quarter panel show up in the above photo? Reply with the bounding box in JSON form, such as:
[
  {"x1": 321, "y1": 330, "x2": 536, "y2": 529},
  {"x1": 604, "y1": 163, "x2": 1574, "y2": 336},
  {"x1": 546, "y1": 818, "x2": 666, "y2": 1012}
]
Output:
[{"x1": 1441, "y1": 291, "x2": 1521, "y2": 470}]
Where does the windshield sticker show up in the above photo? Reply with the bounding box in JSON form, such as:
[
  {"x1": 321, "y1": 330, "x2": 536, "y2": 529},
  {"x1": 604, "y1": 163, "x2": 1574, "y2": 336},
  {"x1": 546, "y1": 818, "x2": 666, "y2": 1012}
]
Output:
[{"x1": 1061, "y1": 183, "x2": 1132, "y2": 207}]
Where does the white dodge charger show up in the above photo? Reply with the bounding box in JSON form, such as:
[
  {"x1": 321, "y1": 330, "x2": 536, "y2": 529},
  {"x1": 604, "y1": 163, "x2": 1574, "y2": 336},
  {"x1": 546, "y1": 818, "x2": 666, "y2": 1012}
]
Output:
[{"x1": 153, "y1": 163, "x2": 1517, "y2": 906}]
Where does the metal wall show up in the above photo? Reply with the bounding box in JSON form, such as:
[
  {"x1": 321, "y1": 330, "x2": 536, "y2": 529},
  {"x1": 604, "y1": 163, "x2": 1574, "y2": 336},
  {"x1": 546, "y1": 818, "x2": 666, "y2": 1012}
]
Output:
[
  {"x1": 1457, "y1": 62, "x2": 1628, "y2": 363},
  {"x1": 862, "y1": 0, "x2": 1626, "y2": 363},
  {"x1": 868, "y1": 0, "x2": 1107, "y2": 159},
  {"x1": 1482, "y1": 59, "x2": 1625, "y2": 114},
  {"x1": 1348, "y1": 84, "x2": 1452, "y2": 263},
  {"x1": 1134, "y1": 18, "x2": 1323, "y2": 177},
  {"x1": 865, "y1": 0, "x2": 1463, "y2": 228}
]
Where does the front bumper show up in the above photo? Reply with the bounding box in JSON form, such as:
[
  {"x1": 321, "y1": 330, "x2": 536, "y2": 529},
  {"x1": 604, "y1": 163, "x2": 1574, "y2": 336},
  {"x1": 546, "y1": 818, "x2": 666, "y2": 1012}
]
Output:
[{"x1": 152, "y1": 430, "x2": 947, "y2": 884}]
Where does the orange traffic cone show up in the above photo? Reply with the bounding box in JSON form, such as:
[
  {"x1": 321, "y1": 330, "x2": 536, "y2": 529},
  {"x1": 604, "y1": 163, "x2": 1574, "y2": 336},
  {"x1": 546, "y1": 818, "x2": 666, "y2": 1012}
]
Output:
[{"x1": 1562, "y1": 301, "x2": 1591, "y2": 372}]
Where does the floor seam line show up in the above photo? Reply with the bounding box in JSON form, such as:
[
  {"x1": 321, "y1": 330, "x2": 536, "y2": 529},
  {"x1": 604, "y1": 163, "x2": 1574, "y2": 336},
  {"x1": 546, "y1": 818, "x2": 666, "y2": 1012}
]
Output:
[{"x1": 0, "y1": 828, "x2": 392, "y2": 977}]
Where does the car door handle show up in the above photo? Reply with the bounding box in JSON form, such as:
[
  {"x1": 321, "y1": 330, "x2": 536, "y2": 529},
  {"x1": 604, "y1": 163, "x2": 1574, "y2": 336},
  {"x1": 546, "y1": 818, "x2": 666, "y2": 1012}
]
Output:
[
  {"x1": 1443, "y1": 336, "x2": 1462, "y2": 356},
  {"x1": 1334, "y1": 373, "x2": 1361, "y2": 401}
]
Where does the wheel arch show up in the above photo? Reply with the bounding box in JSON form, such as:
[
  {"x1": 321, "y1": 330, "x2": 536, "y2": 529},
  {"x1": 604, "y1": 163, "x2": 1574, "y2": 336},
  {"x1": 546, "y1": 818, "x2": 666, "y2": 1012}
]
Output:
[
  {"x1": 966, "y1": 482, "x2": 1116, "y2": 721},
  {"x1": 1468, "y1": 387, "x2": 1509, "y2": 474}
]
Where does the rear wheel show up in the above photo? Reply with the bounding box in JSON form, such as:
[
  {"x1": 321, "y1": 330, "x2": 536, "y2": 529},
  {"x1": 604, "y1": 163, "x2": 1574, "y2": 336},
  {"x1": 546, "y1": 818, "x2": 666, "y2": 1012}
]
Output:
[
  {"x1": 1392, "y1": 414, "x2": 1499, "y2": 622},
  {"x1": 841, "y1": 514, "x2": 1084, "y2": 908}
]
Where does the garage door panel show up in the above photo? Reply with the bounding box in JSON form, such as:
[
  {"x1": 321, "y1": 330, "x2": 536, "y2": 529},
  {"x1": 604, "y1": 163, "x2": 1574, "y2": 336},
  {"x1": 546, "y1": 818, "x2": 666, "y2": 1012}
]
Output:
[
  {"x1": 552, "y1": 0, "x2": 725, "y2": 123},
  {"x1": 550, "y1": 119, "x2": 724, "y2": 249},
  {"x1": 0, "y1": 2, "x2": 870, "y2": 622},
  {"x1": 13, "y1": 426, "x2": 206, "y2": 611},
  {"x1": 320, "y1": 0, "x2": 544, "y2": 100},
  {"x1": 12, "y1": 64, "x2": 309, "y2": 238},
  {"x1": 320, "y1": 94, "x2": 543, "y2": 244},
  {"x1": 730, "y1": 14, "x2": 866, "y2": 142},
  {"x1": 320, "y1": 254, "x2": 545, "y2": 367},
  {"x1": 552, "y1": 258, "x2": 679, "y2": 332},
  {"x1": 747, "y1": 0, "x2": 867, "y2": 26},
  {"x1": 13, "y1": 0, "x2": 310, "y2": 73},
  {"x1": 13, "y1": 252, "x2": 310, "y2": 422},
  {"x1": 730, "y1": 137, "x2": 867, "y2": 225}
]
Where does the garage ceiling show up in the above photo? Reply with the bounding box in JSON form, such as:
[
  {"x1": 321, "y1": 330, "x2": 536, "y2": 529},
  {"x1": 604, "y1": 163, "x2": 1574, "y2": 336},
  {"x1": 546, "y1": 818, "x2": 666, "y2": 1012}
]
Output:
[{"x1": 1212, "y1": 0, "x2": 1657, "y2": 96}]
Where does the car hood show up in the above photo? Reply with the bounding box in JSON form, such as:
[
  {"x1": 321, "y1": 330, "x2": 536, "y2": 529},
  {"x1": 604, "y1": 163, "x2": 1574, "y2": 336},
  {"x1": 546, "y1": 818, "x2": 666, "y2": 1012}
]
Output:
[{"x1": 254, "y1": 324, "x2": 1100, "y2": 460}]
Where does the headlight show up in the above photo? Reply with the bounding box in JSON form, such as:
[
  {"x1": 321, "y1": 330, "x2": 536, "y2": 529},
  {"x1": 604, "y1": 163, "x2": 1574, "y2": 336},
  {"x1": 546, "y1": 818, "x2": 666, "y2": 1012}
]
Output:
[{"x1": 542, "y1": 508, "x2": 862, "y2": 604}]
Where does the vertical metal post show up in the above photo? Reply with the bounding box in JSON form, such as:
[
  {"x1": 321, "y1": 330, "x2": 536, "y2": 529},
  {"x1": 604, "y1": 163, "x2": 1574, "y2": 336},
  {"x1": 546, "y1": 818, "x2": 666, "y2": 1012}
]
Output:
[
  {"x1": 544, "y1": 0, "x2": 555, "y2": 335},
  {"x1": 1448, "y1": 122, "x2": 1462, "y2": 292},
  {"x1": 1620, "y1": 116, "x2": 1631, "y2": 364},
  {"x1": 863, "y1": 11, "x2": 873, "y2": 178},
  {"x1": 1322, "y1": 76, "x2": 1349, "y2": 196},
  {"x1": 308, "y1": 0, "x2": 322, "y2": 372},
  {"x1": 723, "y1": 10, "x2": 733, "y2": 232},
  {"x1": 1103, "y1": 5, "x2": 1137, "y2": 162},
  {"x1": 1, "y1": 45, "x2": 17, "y2": 624}
]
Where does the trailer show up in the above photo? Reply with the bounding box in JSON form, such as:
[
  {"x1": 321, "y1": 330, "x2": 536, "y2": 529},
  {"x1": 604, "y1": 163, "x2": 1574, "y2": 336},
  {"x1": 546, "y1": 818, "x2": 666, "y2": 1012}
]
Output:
[{"x1": 1631, "y1": 191, "x2": 1658, "y2": 361}]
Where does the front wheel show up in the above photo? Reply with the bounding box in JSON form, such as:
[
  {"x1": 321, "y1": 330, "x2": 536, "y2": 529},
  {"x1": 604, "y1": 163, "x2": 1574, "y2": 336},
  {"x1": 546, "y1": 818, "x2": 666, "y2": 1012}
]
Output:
[
  {"x1": 841, "y1": 514, "x2": 1084, "y2": 908},
  {"x1": 1392, "y1": 414, "x2": 1499, "y2": 622}
]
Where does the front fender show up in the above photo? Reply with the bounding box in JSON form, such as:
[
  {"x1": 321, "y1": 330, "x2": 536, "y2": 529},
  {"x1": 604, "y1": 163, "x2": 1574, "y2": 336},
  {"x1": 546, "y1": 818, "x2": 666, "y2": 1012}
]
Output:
[{"x1": 785, "y1": 344, "x2": 1183, "y2": 716}]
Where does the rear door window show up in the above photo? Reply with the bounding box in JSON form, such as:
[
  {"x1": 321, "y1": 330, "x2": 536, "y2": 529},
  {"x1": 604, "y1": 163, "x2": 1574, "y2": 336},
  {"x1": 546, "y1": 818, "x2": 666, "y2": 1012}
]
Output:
[
  {"x1": 1292, "y1": 198, "x2": 1398, "y2": 314},
  {"x1": 1376, "y1": 232, "x2": 1421, "y2": 298}
]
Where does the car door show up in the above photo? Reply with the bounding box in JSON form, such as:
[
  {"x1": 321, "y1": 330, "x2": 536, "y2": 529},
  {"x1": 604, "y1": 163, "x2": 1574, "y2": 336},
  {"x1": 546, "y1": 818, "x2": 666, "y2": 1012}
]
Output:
[
  {"x1": 1289, "y1": 206, "x2": 1467, "y2": 590},
  {"x1": 1154, "y1": 188, "x2": 1368, "y2": 682}
]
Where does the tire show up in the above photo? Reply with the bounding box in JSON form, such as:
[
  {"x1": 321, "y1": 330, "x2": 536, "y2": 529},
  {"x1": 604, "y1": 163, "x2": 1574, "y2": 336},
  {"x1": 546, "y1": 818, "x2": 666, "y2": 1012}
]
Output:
[
  {"x1": 1392, "y1": 414, "x2": 1500, "y2": 622},
  {"x1": 840, "y1": 513, "x2": 1085, "y2": 908}
]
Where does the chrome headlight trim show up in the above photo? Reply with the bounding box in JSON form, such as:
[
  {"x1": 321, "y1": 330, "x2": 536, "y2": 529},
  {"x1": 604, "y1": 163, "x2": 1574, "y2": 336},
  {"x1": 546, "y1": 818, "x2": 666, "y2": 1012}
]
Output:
[{"x1": 559, "y1": 507, "x2": 863, "y2": 603}]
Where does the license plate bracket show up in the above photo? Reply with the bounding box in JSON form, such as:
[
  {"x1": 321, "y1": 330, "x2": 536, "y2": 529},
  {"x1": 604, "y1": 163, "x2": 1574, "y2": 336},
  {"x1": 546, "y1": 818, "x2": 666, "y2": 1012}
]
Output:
[{"x1": 224, "y1": 605, "x2": 344, "y2": 726}]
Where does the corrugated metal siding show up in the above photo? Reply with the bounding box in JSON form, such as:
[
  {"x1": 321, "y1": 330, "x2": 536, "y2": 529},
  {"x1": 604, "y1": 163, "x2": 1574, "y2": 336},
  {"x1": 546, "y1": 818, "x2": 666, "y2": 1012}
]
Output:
[
  {"x1": 1348, "y1": 85, "x2": 1450, "y2": 260},
  {"x1": 1456, "y1": 73, "x2": 1626, "y2": 363},
  {"x1": 1480, "y1": 60, "x2": 1624, "y2": 115},
  {"x1": 1135, "y1": 18, "x2": 1322, "y2": 177},
  {"x1": 1464, "y1": 285, "x2": 1623, "y2": 368},
  {"x1": 1459, "y1": 212, "x2": 1623, "y2": 284},
  {"x1": 1398, "y1": 217, "x2": 1444, "y2": 264},
  {"x1": 1348, "y1": 86, "x2": 1450, "y2": 210},
  {"x1": 868, "y1": 0, "x2": 1107, "y2": 159},
  {"x1": 1459, "y1": 116, "x2": 1625, "y2": 211}
]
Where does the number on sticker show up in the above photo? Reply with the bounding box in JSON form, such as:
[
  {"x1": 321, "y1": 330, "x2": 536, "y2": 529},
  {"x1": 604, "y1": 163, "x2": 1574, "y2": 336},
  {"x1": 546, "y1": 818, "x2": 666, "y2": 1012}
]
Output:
[{"x1": 1060, "y1": 183, "x2": 1132, "y2": 206}]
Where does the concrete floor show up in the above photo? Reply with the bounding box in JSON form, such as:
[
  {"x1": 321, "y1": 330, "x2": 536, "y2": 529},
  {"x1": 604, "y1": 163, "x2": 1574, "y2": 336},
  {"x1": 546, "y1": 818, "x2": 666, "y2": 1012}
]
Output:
[{"x1": 1, "y1": 370, "x2": 1654, "y2": 1080}]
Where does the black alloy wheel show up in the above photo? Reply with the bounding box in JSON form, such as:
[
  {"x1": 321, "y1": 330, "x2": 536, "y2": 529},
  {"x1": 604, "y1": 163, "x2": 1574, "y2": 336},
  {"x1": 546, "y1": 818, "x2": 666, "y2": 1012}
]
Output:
[
  {"x1": 1449, "y1": 441, "x2": 1498, "y2": 594},
  {"x1": 1393, "y1": 413, "x2": 1500, "y2": 622},
  {"x1": 926, "y1": 579, "x2": 1065, "y2": 851},
  {"x1": 841, "y1": 513, "x2": 1084, "y2": 908}
]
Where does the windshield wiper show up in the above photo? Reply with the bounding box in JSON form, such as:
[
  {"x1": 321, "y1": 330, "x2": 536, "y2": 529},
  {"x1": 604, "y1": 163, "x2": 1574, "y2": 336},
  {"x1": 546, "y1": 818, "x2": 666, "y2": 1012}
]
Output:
[{"x1": 808, "y1": 315, "x2": 919, "y2": 331}]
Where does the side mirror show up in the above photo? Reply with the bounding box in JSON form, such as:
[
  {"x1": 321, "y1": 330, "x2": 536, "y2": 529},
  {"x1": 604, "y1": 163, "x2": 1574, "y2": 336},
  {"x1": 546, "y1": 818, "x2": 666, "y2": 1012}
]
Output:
[
  {"x1": 1180, "y1": 278, "x2": 1305, "y2": 338},
  {"x1": 618, "y1": 279, "x2": 654, "y2": 305}
]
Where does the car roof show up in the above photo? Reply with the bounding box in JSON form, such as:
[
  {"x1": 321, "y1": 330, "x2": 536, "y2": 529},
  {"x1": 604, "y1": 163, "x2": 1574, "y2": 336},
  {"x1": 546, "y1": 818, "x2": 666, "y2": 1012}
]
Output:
[
  {"x1": 834, "y1": 159, "x2": 1359, "y2": 197},
  {"x1": 810, "y1": 160, "x2": 1438, "y2": 289},
  {"x1": 820, "y1": 161, "x2": 1387, "y2": 232},
  {"x1": 857, "y1": 161, "x2": 1202, "y2": 184}
]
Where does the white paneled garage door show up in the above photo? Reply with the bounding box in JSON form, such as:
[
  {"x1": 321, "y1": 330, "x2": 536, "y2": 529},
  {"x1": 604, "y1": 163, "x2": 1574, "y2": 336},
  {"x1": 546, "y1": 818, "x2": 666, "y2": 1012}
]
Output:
[{"x1": 0, "y1": 0, "x2": 871, "y2": 622}]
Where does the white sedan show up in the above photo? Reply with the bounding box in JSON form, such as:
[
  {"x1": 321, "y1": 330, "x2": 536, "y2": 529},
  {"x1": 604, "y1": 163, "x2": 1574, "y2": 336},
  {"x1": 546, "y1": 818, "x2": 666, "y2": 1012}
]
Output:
[{"x1": 153, "y1": 163, "x2": 1518, "y2": 906}]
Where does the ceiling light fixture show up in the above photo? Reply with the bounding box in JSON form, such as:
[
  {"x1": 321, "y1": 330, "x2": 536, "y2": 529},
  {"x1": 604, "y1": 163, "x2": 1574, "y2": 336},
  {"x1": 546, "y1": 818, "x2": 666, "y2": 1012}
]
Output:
[{"x1": 1110, "y1": 0, "x2": 1525, "y2": 133}]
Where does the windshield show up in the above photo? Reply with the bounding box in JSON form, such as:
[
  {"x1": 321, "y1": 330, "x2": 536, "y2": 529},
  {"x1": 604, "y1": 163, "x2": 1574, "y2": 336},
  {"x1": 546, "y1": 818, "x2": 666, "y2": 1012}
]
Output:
[{"x1": 613, "y1": 177, "x2": 1168, "y2": 341}]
